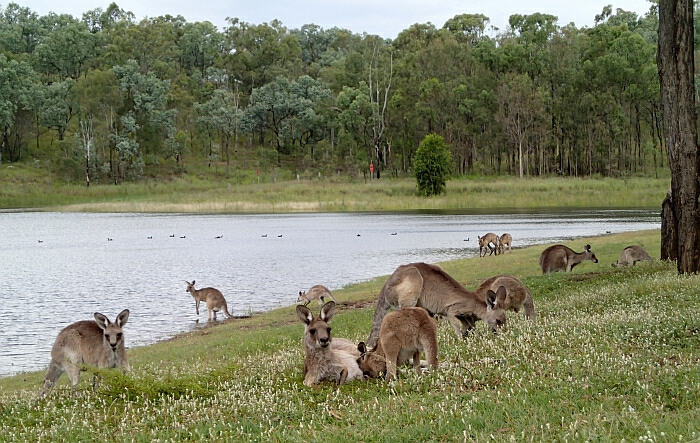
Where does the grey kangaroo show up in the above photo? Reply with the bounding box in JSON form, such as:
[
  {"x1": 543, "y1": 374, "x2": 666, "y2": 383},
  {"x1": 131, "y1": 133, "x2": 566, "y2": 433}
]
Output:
[{"x1": 539, "y1": 244, "x2": 598, "y2": 274}]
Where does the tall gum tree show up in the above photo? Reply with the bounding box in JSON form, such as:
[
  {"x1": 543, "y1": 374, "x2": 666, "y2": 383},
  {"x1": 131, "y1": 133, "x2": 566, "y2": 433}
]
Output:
[{"x1": 657, "y1": 0, "x2": 700, "y2": 273}]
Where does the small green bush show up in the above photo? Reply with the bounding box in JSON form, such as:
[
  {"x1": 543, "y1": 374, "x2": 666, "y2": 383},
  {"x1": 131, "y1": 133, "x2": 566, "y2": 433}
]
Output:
[{"x1": 414, "y1": 134, "x2": 452, "y2": 196}]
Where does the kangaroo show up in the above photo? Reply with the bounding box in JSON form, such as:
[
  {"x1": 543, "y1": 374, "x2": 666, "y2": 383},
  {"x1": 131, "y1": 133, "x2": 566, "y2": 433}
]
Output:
[
  {"x1": 357, "y1": 307, "x2": 438, "y2": 381},
  {"x1": 497, "y1": 233, "x2": 512, "y2": 254},
  {"x1": 39, "y1": 309, "x2": 130, "y2": 398},
  {"x1": 612, "y1": 245, "x2": 653, "y2": 267},
  {"x1": 185, "y1": 280, "x2": 233, "y2": 321},
  {"x1": 539, "y1": 244, "x2": 598, "y2": 274},
  {"x1": 366, "y1": 262, "x2": 507, "y2": 347},
  {"x1": 475, "y1": 275, "x2": 535, "y2": 321},
  {"x1": 297, "y1": 284, "x2": 336, "y2": 306},
  {"x1": 297, "y1": 301, "x2": 363, "y2": 387},
  {"x1": 478, "y1": 233, "x2": 499, "y2": 257}
]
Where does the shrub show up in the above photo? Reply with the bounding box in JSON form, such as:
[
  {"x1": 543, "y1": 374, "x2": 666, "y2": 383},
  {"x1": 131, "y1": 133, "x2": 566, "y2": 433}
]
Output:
[{"x1": 414, "y1": 134, "x2": 452, "y2": 196}]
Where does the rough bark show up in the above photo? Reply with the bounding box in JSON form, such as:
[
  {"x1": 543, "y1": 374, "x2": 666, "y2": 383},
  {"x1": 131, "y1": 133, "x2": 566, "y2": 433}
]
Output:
[
  {"x1": 660, "y1": 190, "x2": 678, "y2": 261},
  {"x1": 657, "y1": 0, "x2": 700, "y2": 273}
]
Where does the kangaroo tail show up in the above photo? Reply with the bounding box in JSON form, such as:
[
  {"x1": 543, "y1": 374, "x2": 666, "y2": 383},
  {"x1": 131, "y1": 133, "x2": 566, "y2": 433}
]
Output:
[
  {"x1": 523, "y1": 290, "x2": 536, "y2": 321},
  {"x1": 223, "y1": 302, "x2": 234, "y2": 319}
]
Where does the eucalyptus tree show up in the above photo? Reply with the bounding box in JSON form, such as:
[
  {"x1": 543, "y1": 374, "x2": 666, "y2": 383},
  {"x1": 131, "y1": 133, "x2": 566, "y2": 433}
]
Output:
[
  {"x1": 0, "y1": 3, "x2": 42, "y2": 56},
  {"x1": 0, "y1": 54, "x2": 39, "y2": 163},
  {"x1": 658, "y1": 0, "x2": 699, "y2": 273},
  {"x1": 37, "y1": 78, "x2": 76, "y2": 141},
  {"x1": 111, "y1": 60, "x2": 175, "y2": 181},
  {"x1": 242, "y1": 75, "x2": 330, "y2": 167},
  {"x1": 195, "y1": 88, "x2": 243, "y2": 177},
  {"x1": 178, "y1": 21, "x2": 224, "y2": 77},
  {"x1": 224, "y1": 18, "x2": 302, "y2": 96},
  {"x1": 32, "y1": 16, "x2": 102, "y2": 80}
]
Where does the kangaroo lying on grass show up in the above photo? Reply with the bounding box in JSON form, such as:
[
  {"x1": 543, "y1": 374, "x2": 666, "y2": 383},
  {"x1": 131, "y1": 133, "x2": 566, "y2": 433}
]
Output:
[
  {"x1": 612, "y1": 245, "x2": 653, "y2": 267},
  {"x1": 475, "y1": 275, "x2": 536, "y2": 321},
  {"x1": 297, "y1": 284, "x2": 336, "y2": 306},
  {"x1": 296, "y1": 301, "x2": 362, "y2": 387},
  {"x1": 185, "y1": 280, "x2": 234, "y2": 321},
  {"x1": 39, "y1": 309, "x2": 130, "y2": 398},
  {"x1": 366, "y1": 262, "x2": 507, "y2": 347},
  {"x1": 539, "y1": 244, "x2": 598, "y2": 274},
  {"x1": 357, "y1": 307, "x2": 438, "y2": 381}
]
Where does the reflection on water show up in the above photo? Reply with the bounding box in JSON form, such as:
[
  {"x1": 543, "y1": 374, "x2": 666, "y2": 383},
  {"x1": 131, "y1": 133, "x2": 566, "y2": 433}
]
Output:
[{"x1": 0, "y1": 209, "x2": 659, "y2": 376}]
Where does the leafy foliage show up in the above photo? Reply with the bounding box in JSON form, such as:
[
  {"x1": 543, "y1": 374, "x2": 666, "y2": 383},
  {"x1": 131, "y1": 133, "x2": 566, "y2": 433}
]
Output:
[{"x1": 414, "y1": 134, "x2": 452, "y2": 196}]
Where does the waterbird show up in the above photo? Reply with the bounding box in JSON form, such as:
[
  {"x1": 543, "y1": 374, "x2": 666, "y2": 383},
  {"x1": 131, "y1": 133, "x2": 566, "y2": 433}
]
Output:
[
  {"x1": 277, "y1": 234, "x2": 283, "y2": 238},
  {"x1": 147, "y1": 236, "x2": 152, "y2": 239},
  {"x1": 38, "y1": 240, "x2": 43, "y2": 243},
  {"x1": 215, "y1": 235, "x2": 223, "y2": 239},
  {"x1": 169, "y1": 234, "x2": 175, "y2": 238},
  {"x1": 108, "y1": 238, "x2": 113, "y2": 241},
  {"x1": 391, "y1": 232, "x2": 397, "y2": 235},
  {"x1": 262, "y1": 234, "x2": 268, "y2": 237},
  {"x1": 180, "y1": 236, "x2": 186, "y2": 239}
]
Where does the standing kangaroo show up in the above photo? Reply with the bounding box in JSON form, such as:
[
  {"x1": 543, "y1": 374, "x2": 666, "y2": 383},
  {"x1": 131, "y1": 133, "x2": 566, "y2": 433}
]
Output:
[
  {"x1": 297, "y1": 284, "x2": 336, "y2": 306},
  {"x1": 357, "y1": 307, "x2": 438, "y2": 381},
  {"x1": 497, "y1": 233, "x2": 513, "y2": 254},
  {"x1": 39, "y1": 309, "x2": 130, "y2": 398},
  {"x1": 612, "y1": 245, "x2": 653, "y2": 267},
  {"x1": 366, "y1": 262, "x2": 507, "y2": 347},
  {"x1": 296, "y1": 301, "x2": 363, "y2": 387},
  {"x1": 539, "y1": 244, "x2": 598, "y2": 274},
  {"x1": 185, "y1": 280, "x2": 233, "y2": 321},
  {"x1": 478, "y1": 233, "x2": 499, "y2": 257},
  {"x1": 475, "y1": 275, "x2": 536, "y2": 321}
]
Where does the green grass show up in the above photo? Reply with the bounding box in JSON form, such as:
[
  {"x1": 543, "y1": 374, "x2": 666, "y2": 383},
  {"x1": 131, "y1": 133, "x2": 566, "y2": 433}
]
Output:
[
  {"x1": 2, "y1": 229, "x2": 698, "y2": 442},
  {"x1": 0, "y1": 162, "x2": 670, "y2": 212}
]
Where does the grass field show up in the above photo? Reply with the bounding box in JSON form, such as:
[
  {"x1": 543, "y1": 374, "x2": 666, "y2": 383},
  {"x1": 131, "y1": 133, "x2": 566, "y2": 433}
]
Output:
[
  {"x1": 0, "y1": 162, "x2": 669, "y2": 212},
  {"x1": 1, "y1": 229, "x2": 698, "y2": 442}
]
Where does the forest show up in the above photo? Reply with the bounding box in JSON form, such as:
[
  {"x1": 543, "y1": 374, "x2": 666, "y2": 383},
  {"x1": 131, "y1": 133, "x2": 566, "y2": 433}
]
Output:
[{"x1": 0, "y1": 2, "x2": 679, "y2": 184}]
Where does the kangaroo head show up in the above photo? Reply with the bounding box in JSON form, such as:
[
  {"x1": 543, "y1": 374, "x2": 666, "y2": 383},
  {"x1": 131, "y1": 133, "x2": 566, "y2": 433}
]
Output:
[
  {"x1": 297, "y1": 301, "x2": 336, "y2": 349},
  {"x1": 185, "y1": 280, "x2": 196, "y2": 293},
  {"x1": 297, "y1": 290, "x2": 306, "y2": 302},
  {"x1": 483, "y1": 286, "x2": 508, "y2": 332},
  {"x1": 585, "y1": 244, "x2": 598, "y2": 263},
  {"x1": 357, "y1": 341, "x2": 385, "y2": 379},
  {"x1": 94, "y1": 309, "x2": 129, "y2": 351}
]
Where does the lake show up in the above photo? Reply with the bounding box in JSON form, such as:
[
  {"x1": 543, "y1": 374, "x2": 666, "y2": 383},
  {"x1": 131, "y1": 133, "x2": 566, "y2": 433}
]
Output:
[{"x1": 0, "y1": 209, "x2": 659, "y2": 377}]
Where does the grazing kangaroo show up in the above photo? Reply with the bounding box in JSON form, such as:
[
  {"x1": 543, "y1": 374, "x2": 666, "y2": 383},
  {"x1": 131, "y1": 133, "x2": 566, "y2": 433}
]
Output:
[
  {"x1": 478, "y1": 233, "x2": 499, "y2": 257},
  {"x1": 39, "y1": 309, "x2": 130, "y2": 398},
  {"x1": 366, "y1": 262, "x2": 507, "y2": 347},
  {"x1": 296, "y1": 301, "x2": 363, "y2": 387},
  {"x1": 185, "y1": 280, "x2": 233, "y2": 321},
  {"x1": 497, "y1": 233, "x2": 513, "y2": 254},
  {"x1": 612, "y1": 245, "x2": 653, "y2": 267},
  {"x1": 297, "y1": 284, "x2": 336, "y2": 306},
  {"x1": 539, "y1": 244, "x2": 598, "y2": 274},
  {"x1": 357, "y1": 307, "x2": 438, "y2": 381},
  {"x1": 475, "y1": 275, "x2": 536, "y2": 321}
]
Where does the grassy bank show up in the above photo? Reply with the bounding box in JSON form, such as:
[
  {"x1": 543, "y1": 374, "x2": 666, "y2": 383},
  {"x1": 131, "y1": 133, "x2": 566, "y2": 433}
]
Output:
[
  {"x1": 2, "y1": 229, "x2": 698, "y2": 442},
  {"x1": 0, "y1": 163, "x2": 669, "y2": 212}
]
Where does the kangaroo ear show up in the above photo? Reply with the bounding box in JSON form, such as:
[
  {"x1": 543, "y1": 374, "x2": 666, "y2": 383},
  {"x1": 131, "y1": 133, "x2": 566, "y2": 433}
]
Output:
[
  {"x1": 585, "y1": 244, "x2": 591, "y2": 251},
  {"x1": 296, "y1": 305, "x2": 313, "y2": 325},
  {"x1": 116, "y1": 309, "x2": 130, "y2": 327},
  {"x1": 192, "y1": 280, "x2": 195, "y2": 285},
  {"x1": 358, "y1": 342, "x2": 369, "y2": 355},
  {"x1": 485, "y1": 290, "x2": 497, "y2": 310},
  {"x1": 94, "y1": 312, "x2": 110, "y2": 330},
  {"x1": 320, "y1": 301, "x2": 336, "y2": 321},
  {"x1": 495, "y1": 286, "x2": 507, "y2": 305}
]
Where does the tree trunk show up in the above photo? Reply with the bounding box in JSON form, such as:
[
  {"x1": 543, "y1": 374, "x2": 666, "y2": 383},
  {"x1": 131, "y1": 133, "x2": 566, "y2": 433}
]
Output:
[
  {"x1": 657, "y1": 0, "x2": 700, "y2": 273},
  {"x1": 661, "y1": 189, "x2": 678, "y2": 261}
]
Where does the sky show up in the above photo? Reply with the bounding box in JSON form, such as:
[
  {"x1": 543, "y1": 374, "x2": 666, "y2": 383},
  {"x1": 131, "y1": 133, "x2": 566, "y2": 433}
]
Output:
[{"x1": 9, "y1": 0, "x2": 654, "y2": 39}]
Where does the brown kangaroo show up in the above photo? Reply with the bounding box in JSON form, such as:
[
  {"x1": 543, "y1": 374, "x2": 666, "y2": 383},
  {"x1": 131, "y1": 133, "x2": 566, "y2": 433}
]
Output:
[
  {"x1": 366, "y1": 262, "x2": 507, "y2": 347},
  {"x1": 296, "y1": 301, "x2": 363, "y2": 387},
  {"x1": 478, "y1": 233, "x2": 499, "y2": 257},
  {"x1": 497, "y1": 233, "x2": 513, "y2": 254},
  {"x1": 185, "y1": 280, "x2": 233, "y2": 321},
  {"x1": 539, "y1": 244, "x2": 598, "y2": 274},
  {"x1": 39, "y1": 309, "x2": 130, "y2": 398},
  {"x1": 612, "y1": 245, "x2": 653, "y2": 267},
  {"x1": 297, "y1": 284, "x2": 336, "y2": 306},
  {"x1": 475, "y1": 275, "x2": 535, "y2": 321},
  {"x1": 357, "y1": 307, "x2": 438, "y2": 381}
]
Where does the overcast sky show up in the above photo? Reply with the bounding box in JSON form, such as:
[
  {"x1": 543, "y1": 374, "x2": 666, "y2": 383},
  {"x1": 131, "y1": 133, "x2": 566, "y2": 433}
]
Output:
[{"x1": 10, "y1": 0, "x2": 654, "y2": 39}]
